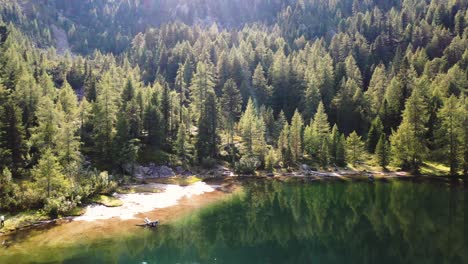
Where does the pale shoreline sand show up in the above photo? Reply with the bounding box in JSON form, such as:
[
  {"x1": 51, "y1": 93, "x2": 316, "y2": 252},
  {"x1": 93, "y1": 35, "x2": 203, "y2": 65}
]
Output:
[{"x1": 75, "y1": 182, "x2": 220, "y2": 221}]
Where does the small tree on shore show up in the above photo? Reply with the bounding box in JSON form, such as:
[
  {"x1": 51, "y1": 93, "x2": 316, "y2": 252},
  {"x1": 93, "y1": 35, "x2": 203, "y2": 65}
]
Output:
[
  {"x1": 375, "y1": 134, "x2": 390, "y2": 170},
  {"x1": 346, "y1": 131, "x2": 364, "y2": 166}
]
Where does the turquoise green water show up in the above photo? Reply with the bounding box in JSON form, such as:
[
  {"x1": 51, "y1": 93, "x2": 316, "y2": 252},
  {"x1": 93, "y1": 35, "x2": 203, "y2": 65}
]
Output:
[{"x1": 1, "y1": 180, "x2": 467, "y2": 263}]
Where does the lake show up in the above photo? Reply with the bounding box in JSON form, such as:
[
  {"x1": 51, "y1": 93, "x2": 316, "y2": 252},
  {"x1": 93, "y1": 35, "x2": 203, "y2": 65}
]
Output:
[{"x1": 1, "y1": 180, "x2": 467, "y2": 263}]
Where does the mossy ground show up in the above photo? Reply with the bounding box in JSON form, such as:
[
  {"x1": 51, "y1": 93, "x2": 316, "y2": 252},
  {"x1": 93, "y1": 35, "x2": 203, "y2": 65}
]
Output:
[{"x1": 91, "y1": 195, "x2": 123, "y2": 207}]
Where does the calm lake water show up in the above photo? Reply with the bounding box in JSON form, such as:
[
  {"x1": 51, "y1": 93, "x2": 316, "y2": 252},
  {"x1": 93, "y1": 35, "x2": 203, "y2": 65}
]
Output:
[{"x1": 1, "y1": 180, "x2": 467, "y2": 263}]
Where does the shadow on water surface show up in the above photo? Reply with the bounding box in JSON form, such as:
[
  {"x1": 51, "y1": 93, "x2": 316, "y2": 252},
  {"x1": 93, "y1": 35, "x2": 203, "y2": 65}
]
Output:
[{"x1": 1, "y1": 180, "x2": 467, "y2": 264}]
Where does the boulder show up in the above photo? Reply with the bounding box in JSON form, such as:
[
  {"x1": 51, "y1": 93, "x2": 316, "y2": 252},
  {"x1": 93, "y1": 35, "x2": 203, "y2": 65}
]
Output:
[{"x1": 134, "y1": 163, "x2": 175, "y2": 179}]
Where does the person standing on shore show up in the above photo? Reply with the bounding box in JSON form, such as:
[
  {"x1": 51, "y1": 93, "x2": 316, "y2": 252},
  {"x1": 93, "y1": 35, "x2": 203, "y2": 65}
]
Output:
[{"x1": 1, "y1": 215, "x2": 4, "y2": 227}]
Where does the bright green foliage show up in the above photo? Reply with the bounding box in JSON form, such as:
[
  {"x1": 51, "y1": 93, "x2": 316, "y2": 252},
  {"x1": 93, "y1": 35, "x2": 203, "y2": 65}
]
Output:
[
  {"x1": 252, "y1": 64, "x2": 272, "y2": 106},
  {"x1": 93, "y1": 73, "x2": 118, "y2": 162},
  {"x1": 289, "y1": 110, "x2": 303, "y2": 163},
  {"x1": 346, "y1": 131, "x2": 365, "y2": 166},
  {"x1": 265, "y1": 148, "x2": 278, "y2": 172},
  {"x1": 304, "y1": 102, "x2": 330, "y2": 156},
  {"x1": 238, "y1": 98, "x2": 266, "y2": 160},
  {"x1": 57, "y1": 81, "x2": 81, "y2": 174},
  {"x1": 437, "y1": 95, "x2": 465, "y2": 176},
  {"x1": 32, "y1": 148, "x2": 71, "y2": 199},
  {"x1": 30, "y1": 96, "x2": 60, "y2": 151},
  {"x1": 365, "y1": 64, "x2": 387, "y2": 116},
  {"x1": 390, "y1": 85, "x2": 429, "y2": 173},
  {"x1": 190, "y1": 61, "x2": 216, "y2": 121},
  {"x1": 0, "y1": 168, "x2": 19, "y2": 210}
]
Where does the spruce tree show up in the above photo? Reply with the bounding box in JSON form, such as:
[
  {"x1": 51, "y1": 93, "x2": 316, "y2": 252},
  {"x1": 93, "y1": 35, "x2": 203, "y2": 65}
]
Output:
[
  {"x1": 0, "y1": 86, "x2": 28, "y2": 177},
  {"x1": 196, "y1": 91, "x2": 218, "y2": 162}
]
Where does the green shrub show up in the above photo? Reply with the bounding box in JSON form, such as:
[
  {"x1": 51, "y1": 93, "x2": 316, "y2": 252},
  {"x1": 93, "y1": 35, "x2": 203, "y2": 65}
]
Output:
[{"x1": 236, "y1": 155, "x2": 260, "y2": 175}]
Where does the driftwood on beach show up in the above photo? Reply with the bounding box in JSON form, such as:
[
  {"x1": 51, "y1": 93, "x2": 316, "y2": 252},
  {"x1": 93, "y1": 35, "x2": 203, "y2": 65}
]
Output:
[{"x1": 137, "y1": 218, "x2": 159, "y2": 228}]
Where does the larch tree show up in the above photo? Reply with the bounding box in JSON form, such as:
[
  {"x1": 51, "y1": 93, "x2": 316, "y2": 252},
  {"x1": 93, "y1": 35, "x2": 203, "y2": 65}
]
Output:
[
  {"x1": 93, "y1": 73, "x2": 118, "y2": 162},
  {"x1": 220, "y1": 79, "x2": 242, "y2": 164},
  {"x1": 57, "y1": 81, "x2": 81, "y2": 175},
  {"x1": 190, "y1": 61, "x2": 216, "y2": 121},
  {"x1": 437, "y1": 95, "x2": 464, "y2": 176},
  {"x1": 390, "y1": 84, "x2": 429, "y2": 173},
  {"x1": 239, "y1": 98, "x2": 266, "y2": 160},
  {"x1": 252, "y1": 63, "x2": 272, "y2": 106},
  {"x1": 289, "y1": 109, "x2": 303, "y2": 163},
  {"x1": 304, "y1": 101, "x2": 330, "y2": 156},
  {"x1": 346, "y1": 131, "x2": 365, "y2": 166}
]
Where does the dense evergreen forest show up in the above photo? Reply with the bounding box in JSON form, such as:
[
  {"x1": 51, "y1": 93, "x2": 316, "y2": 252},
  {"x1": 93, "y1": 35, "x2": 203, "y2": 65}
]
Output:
[{"x1": 0, "y1": 0, "x2": 467, "y2": 216}]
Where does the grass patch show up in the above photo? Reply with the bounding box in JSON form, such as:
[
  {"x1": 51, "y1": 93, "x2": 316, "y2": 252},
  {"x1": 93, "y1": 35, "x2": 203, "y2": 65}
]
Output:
[
  {"x1": 117, "y1": 185, "x2": 163, "y2": 194},
  {"x1": 65, "y1": 206, "x2": 86, "y2": 216},
  {"x1": 147, "y1": 176, "x2": 202, "y2": 186},
  {"x1": 91, "y1": 195, "x2": 123, "y2": 207},
  {"x1": 420, "y1": 162, "x2": 450, "y2": 176},
  {"x1": 0, "y1": 210, "x2": 49, "y2": 232}
]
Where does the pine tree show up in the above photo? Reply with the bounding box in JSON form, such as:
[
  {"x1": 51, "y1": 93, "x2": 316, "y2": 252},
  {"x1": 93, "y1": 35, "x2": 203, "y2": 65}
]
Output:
[
  {"x1": 346, "y1": 131, "x2": 364, "y2": 166},
  {"x1": 289, "y1": 109, "x2": 303, "y2": 163},
  {"x1": 390, "y1": 85, "x2": 429, "y2": 173},
  {"x1": 375, "y1": 134, "x2": 390, "y2": 170}
]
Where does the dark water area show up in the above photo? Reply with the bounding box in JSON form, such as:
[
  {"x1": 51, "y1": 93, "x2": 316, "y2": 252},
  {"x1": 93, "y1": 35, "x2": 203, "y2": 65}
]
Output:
[{"x1": 1, "y1": 180, "x2": 467, "y2": 264}]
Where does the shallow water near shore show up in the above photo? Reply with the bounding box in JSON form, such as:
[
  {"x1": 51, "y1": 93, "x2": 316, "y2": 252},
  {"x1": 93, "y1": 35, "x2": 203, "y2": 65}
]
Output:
[{"x1": 0, "y1": 180, "x2": 467, "y2": 264}]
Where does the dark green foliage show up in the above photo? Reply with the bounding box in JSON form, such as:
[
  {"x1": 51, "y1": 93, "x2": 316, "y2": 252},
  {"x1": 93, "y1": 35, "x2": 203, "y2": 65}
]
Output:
[{"x1": 0, "y1": 0, "x2": 467, "y2": 215}]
